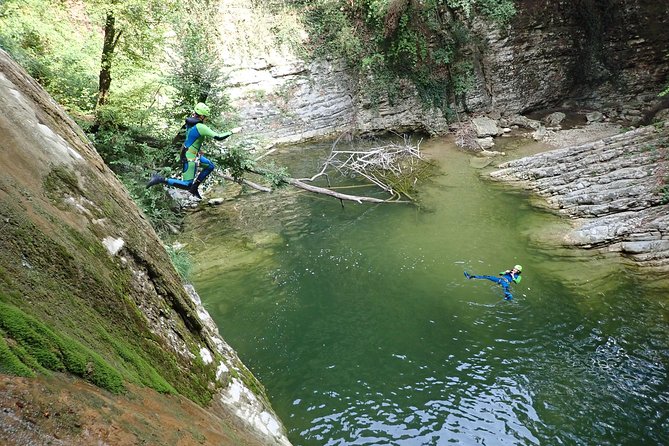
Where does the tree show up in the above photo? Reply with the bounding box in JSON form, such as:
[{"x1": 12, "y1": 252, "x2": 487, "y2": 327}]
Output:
[
  {"x1": 168, "y1": 26, "x2": 227, "y2": 116},
  {"x1": 168, "y1": 4, "x2": 230, "y2": 121},
  {"x1": 293, "y1": 0, "x2": 516, "y2": 112},
  {"x1": 97, "y1": 11, "x2": 122, "y2": 107},
  {"x1": 83, "y1": 0, "x2": 178, "y2": 112}
]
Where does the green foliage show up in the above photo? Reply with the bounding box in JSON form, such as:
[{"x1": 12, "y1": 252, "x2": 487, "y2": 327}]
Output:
[
  {"x1": 0, "y1": 301, "x2": 125, "y2": 393},
  {"x1": 1, "y1": 0, "x2": 269, "y2": 238},
  {"x1": 206, "y1": 142, "x2": 290, "y2": 190},
  {"x1": 660, "y1": 185, "x2": 669, "y2": 204},
  {"x1": 361, "y1": 53, "x2": 401, "y2": 105},
  {"x1": 219, "y1": 146, "x2": 258, "y2": 181},
  {"x1": 291, "y1": 0, "x2": 516, "y2": 112},
  {"x1": 125, "y1": 177, "x2": 184, "y2": 236},
  {"x1": 302, "y1": 1, "x2": 364, "y2": 65},
  {"x1": 83, "y1": 0, "x2": 179, "y2": 67},
  {"x1": 478, "y1": 0, "x2": 517, "y2": 23},
  {"x1": 268, "y1": 8, "x2": 309, "y2": 57},
  {"x1": 259, "y1": 162, "x2": 290, "y2": 188},
  {"x1": 168, "y1": 7, "x2": 230, "y2": 123},
  {"x1": 166, "y1": 245, "x2": 194, "y2": 282},
  {"x1": 88, "y1": 124, "x2": 184, "y2": 237},
  {"x1": 0, "y1": 0, "x2": 100, "y2": 114}
]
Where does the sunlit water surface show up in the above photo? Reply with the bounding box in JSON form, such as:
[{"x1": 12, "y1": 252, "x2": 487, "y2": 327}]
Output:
[{"x1": 187, "y1": 137, "x2": 669, "y2": 445}]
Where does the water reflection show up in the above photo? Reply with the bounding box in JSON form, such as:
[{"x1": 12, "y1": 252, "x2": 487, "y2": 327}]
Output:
[{"x1": 188, "y1": 137, "x2": 669, "y2": 445}]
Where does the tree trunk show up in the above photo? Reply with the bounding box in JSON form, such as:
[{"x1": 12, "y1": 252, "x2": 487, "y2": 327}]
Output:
[{"x1": 97, "y1": 12, "x2": 122, "y2": 108}]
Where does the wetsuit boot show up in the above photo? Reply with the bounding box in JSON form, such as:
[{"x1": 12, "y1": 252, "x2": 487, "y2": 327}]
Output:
[
  {"x1": 146, "y1": 174, "x2": 165, "y2": 188},
  {"x1": 189, "y1": 180, "x2": 202, "y2": 199}
]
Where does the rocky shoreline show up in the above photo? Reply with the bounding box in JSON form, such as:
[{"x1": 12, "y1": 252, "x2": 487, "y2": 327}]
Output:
[{"x1": 486, "y1": 119, "x2": 669, "y2": 270}]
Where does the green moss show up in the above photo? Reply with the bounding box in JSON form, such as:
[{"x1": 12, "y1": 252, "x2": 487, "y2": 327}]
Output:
[
  {"x1": 0, "y1": 200, "x2": 216, "y2": 405},
  {"x1": 0, "y1": 301, "x2": 125, "y2": 393},
  {"x1": 43, "y1": 166, "x2": 81, "y2": 203},
  {"x1": 230, "y1": 362, "x2": 269, "y2": 402},
  {"x1": 98, "y1": 327, "x2": 176, "y2": 395},
  {"x1": 0, "y1": 335, "x2": 35, "y2": 376}
]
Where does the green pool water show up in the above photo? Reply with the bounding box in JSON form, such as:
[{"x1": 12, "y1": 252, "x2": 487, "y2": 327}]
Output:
[{"x1": 187, "y1": 137, "x2": 669, "y2": 445}]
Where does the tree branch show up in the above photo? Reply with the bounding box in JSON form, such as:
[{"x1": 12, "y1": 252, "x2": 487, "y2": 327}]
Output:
[{"x1": 284, "y1": 178, "x2": 409, "y2": 204}]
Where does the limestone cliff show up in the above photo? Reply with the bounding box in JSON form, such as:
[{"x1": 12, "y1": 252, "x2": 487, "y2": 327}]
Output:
[
  {"x1": 470, "y1": 0, "x2": 669, "y2": 117},
  {"x1": 215, "y1": 0, "x2": 668, "y2": 144},
  {"x1": 0, "y1": 49, "x2": 291, "y2": 445}
]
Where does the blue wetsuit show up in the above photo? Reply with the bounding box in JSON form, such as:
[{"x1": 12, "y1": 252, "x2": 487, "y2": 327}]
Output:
[{"x1": 466, "y1": 271, "x2": 521, "y2": 300}]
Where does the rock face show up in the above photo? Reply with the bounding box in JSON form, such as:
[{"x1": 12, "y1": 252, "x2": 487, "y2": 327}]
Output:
[
  {"x1": 470, "y1": 1, "x2": 669, "y2": 113},
  {"x1": 225, "y1": 58, "x2": 450, "y2": 144},
  {"x1": 0, "y1": 48, "x2": 291, "y2": 445},
  {"x1": 217, "y1": 0, "x2": 669, "y2": 144},
  {"x1": 490, "y1": 124, "x2": 669, "y2": 269}
]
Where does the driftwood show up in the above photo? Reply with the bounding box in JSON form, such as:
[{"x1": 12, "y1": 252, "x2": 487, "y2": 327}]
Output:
[
  {"x1": 298, "y1": 134, "x2": 427, "y2": 201},
  {"x1": 217, "y1": 135, "x2": 425, "y2": 204},
  {"x1": 285, "y1": 178, "x2": 408, "y2": 203},
  {"x1": 221, "y1": 173, "x2": 272, "y2": 192},
  {"x1": 222, "y1": 172, "x2": 403, "y2": 203}
]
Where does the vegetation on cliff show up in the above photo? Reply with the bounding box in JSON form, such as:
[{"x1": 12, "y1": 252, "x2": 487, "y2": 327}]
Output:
[
  {"x1": 0, "y1": 0, "x2": 234, "y2": 236},
  {"x1": 287, "y1": 0, "x2": 515, "y2": 112},
  {"x1": 0, "y1": 168, "x2": 215, "y2": 404}
]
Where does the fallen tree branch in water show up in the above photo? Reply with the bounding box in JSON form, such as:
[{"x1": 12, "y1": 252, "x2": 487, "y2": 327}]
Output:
[
  {"x1": 215, "y1": 134, "x2": 428, "y2": 204},
  {"x1": 221, "y1": 173, "x2": 272, "y2": 192},
  {"x1": 284, "y1": 178, "x2": 410, "y2": 203},
  {"x1": 236, "y1": 167, "x2": 410, "y2": 203},
  {"x1": 223, "y1": 171, "x2": 402, "y2": 202},
  {"x1": 297, "y1": 134, "x2": 429, "y2": 201}
]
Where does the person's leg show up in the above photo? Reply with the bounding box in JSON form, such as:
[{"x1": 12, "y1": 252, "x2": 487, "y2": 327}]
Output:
[
  {"x1": 189, "y1": 156, "x2": 215, "y2": 198},
  {"x1": 158, "y1": 158, "x2": 196, "y2": 190},
  {"x1": 182, "y1": 158, "x2": 197, "y2": 182},
  {"x1": 165, "y1": 178, "x2": 192, "y2": 190},
  {"x1": 195, "y1": 156, "x2": 215, "y2": 182},
  {"x1": 146, "y1": 173, "x2": 165, "y2": 188},
  {"x1": 471, "y1": 275, "x2": 504, "y2": 285},
  {"x1": 502, "y1": 282, "x2": 513, "y2": 300}
]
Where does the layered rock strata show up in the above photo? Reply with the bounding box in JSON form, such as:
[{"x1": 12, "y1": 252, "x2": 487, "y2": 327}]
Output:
[
  {"x1": 216, "y1": 0, "x2": 669, "y2": 144},
  {"x1": 490, "y1": 124, "x2": 669, "y2": 268}
]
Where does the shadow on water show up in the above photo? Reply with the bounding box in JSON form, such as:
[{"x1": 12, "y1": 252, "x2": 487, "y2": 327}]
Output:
[{"x1": 186, "y1": 136, "x2": 669, "y2": 446}]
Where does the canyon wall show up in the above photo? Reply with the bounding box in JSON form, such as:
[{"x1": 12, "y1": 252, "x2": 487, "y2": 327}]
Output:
[{"x1": 215, "y1": 0, "x2": 668, "y2": 144}]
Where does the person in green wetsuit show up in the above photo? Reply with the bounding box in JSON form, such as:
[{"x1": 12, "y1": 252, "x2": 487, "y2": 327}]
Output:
[
  {"x1": 147, "y1": 102, "x2": 241, "y2": 199},
  {"x1": 464, "y1": 265, "x2": 522, "y2": 300}
]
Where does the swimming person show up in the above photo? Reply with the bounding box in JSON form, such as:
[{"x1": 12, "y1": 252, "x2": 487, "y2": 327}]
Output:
[{"x1": 464, "y1": 265, "x2": 522, "y2": 300}]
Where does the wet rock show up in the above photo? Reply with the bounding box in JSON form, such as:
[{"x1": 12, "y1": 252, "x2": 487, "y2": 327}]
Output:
[
  {"x1": 490, "y1": 124, "x2": 669, "y2": 269},
  {"x1": 586, "y1": 111, "x2": 604, "y2": 123},
  {"x1": 506, "y1": 115, "x2": 542, "y2": 130},
  {"x1": 477, "y1": 136, "x2": 495, "y2": 149}
]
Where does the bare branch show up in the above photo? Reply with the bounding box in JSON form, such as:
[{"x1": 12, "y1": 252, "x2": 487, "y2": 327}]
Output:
[
  {"x1": 221, "y1": 173, "x2": 272, "y2": 192},
  {"x1": 302, "y1": 135, "x2": 427, "y2": 200},
  {"x1": 216, "y1": 134, "x2": 428, "y2": 205},
  {"x1": 285, "y1": 178, "x2": 409, "y2": 203}
]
